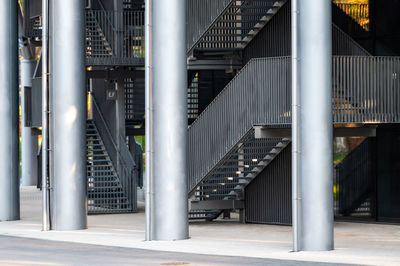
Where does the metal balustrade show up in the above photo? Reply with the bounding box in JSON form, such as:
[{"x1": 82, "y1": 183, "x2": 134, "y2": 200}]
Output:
[
  {"x1": 86, "y1": 10, "x2": 145, "y2": 66},
  {"x1": 25, "y1": 10, "x2": 144, "y2": 66},
  {"x1": 188, "y1": 56, "x2": 400, "y2": 192},
  {"x1": 333, "y1": 57, "x2": 400, "y2": 123}
]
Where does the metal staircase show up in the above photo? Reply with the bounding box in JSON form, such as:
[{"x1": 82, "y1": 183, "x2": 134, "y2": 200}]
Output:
[
  {"x1": 86, "y1": 11, "x2": 113, "y2": 58},
  {"x1": 187, "y1": 0, "x2": 287, "y2": 54},
  {"x1": 190, "y1": 130, "x2": 290, "y2": 220},
  {"x1": 87, "y1": 120, "x2": 133, "y2": 213},
  {"x1": 87, "y1": 96, "x2": 138, "y2": 214},
  {"x1": 187, "y1": 56, "x2": 400, "y2": 221}
]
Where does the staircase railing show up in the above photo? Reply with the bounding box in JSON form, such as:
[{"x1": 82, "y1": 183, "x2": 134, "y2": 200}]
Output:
[
  {"x1": 188, "y1": 56, "x2": 400, "y2": 192},
  {"x1": 86, "y1": 10, "x2": 144, "y2": 66},
  {"x1": 24, "y1": 9, "x2": 144, "y2": 66},
  {"x1": 188, "y1": 57, "x2": 291, "y2": 191},
  {"x1": 333, "y1": 56, "x2": 400, "y2": 123},
  {"x1": 91, "y1": 95, "x2": 137, "y2": 211},
  {"x1": 187, "y1": 0, "x2": 232, "y2": 52}
]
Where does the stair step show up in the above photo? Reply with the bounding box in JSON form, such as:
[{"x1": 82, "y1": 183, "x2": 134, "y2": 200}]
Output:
[{"x1": 196, "y1": 194, "x2": 237, "y2": 198}]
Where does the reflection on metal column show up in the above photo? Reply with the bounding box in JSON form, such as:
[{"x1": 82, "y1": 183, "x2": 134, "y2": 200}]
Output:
[
  {"x1": 299, "y1": 0, "x2": 334, "y2": 251},
  {"x1": 50, "y1": 0, "x2": 87, "y2": 230},
  {"x1": 152, "y1": 0, "x2": 189, "y2": 240},
  {"x1": 0, "y1": 0, "x2": 19, "y2": 221}
]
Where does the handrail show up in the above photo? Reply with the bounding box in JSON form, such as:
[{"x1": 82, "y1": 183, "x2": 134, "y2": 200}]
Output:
[
  {"x1": 188, "y1": 56, "x2": 400, "y2": 192},
  {"x1": 91, "y1": 94, "x2": 136, "y2": 170}
]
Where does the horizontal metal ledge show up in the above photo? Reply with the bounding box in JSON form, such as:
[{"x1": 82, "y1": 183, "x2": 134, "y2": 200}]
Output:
[
  {"x1": 254, "y1": 126, "x2": 377, "y2": 139},
  {"x1": 190, "y1": 200, "x2": 244, "y2": 210}
]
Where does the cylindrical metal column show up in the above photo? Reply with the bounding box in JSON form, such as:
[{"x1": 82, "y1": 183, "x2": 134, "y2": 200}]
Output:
[
  {"x1": 291, "y1": 0, "x2": 301, "y2": 252},
  {"x1": 50, "y1": 0, "x2": 87, "y2": 230},
  {"x1": 145, "y1": 0, "x2": 154, "y2": 241},
  {"x1": 0, "y1": 0, "x2": 20, "y2": 221},
  {"x1": 299, "y1": 0, "x2": 334, "y2": 251},
  {"x1": 21, "y1": 59, "x2": 38, "y2": 186},
  {"x1": 152, "y1": 0, "x2": 188, "y2": 240}
]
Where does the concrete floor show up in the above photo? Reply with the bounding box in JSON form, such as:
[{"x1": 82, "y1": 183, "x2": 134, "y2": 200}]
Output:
[
  {"x1": 0, "y1": 235, "x2": 343, "y2": 266},
  {"x1": 0, "y1": 187, "x2": 399, "y2": 265}
]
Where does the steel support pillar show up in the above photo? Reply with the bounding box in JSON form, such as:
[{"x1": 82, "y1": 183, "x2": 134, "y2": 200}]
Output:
[
  {"x1": 50, "y1": 0, "x2": 87, "y2": 230},
  {"x1": 291, "y1": 0, "x2": 301, "y2": 252},
  {"x1": 152, "y1": 0, "x2": 188, "y2": 240},
  {"x1": 299, "y1": 0, "x2": 334, "y2": 251},
  {"x1": 21, "y1": 60, "x2": 38, "y2": 186},
  {"x1": 0, "y1": 0, "x2": 19, "y2": 221}
]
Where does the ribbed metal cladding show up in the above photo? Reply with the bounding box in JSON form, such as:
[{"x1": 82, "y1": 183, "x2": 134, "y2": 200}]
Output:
[
  {"x1": 188, "y1": 56, "x2": 400, "y2": 194},
  {"x1": 245, "y1": 144, "x2": 292, "y2": 225},
  {"x1": 335, "y1": 138, "x2": 376, "y2": 218},
  {"x1": 333, "y1": 56, "x2": 400, "y2": 124},
  {"x1": 243, "y1": 2, "x2": 291, "y2": 63},
  {"x1": 242, "y1": 2, "x2": 370, "y2": 64},
  {"x1": 332, "y1": 25, "x2": 370, "y2": 56},
  {"x1": 188, "y1": 57, "x2": 292, "y2": 192},
  {"x1": 187, "y1": 0, "x2": 232, "y2": 51}
]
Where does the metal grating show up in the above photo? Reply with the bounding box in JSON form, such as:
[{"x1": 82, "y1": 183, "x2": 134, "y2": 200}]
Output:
[
  {"x1": 87, "y1": 120, "x2": 136, "y2": 214},
  {"x1": 125, "y1": 78, "x2": 145, "y2": 123}
]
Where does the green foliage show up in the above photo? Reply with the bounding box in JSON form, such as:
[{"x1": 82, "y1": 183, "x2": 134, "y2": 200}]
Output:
[{"x1": 334, "y1": 153, "x2": 347, "y2": 165}]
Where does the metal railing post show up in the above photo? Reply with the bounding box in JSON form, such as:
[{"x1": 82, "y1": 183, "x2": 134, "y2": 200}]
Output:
[
  {"x1": 41, "y1": 0, "x2": 50, "y2": 231},
  {"x1": 145, "y1": 0, "x2": 154, "y2": 241}
]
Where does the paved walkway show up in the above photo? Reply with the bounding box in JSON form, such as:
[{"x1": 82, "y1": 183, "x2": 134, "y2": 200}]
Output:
[
  {"x1": 0, "y1": 235, "x2": 344, "y2": 266},
  {"x1": 0, "y1": 187, "x2": 399, "y2": 265}
]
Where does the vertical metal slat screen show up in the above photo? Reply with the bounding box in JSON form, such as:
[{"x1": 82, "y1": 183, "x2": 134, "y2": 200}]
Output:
[{"x1": 188, "y1": 56, "x2": 400, "y2": 194}]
